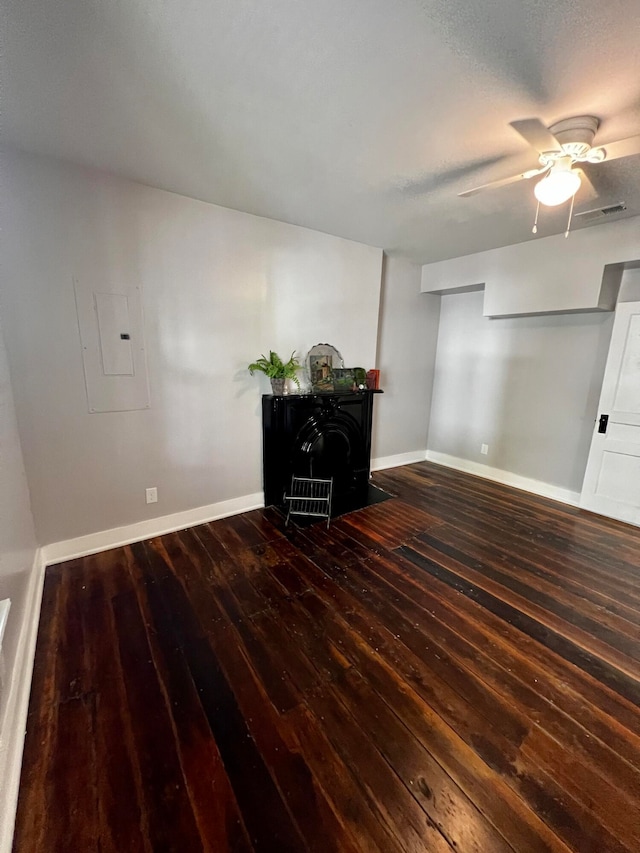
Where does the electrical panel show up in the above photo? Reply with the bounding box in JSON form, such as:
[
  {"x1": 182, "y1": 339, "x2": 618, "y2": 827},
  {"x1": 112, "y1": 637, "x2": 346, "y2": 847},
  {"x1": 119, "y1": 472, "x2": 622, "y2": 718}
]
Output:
[{"x1": 74, "y1": 278, "x2": 150, "y2": 413}]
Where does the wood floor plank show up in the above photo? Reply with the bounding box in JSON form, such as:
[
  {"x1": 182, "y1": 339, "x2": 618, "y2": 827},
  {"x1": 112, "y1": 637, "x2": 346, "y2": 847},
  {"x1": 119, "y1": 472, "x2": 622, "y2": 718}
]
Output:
[
  {"x1": 49, "y1": 564, "x2": 98, "y2": 847},
  {"x1": 422, "y1": 493, "x2": 640, "y2": 605},
  {"x1": 322, "y1": 667, "x2": 515, "y2": 853},
  {"x1": 14, "y1": 461, "x2": 640, "y2": 853},
  {"x1": 305, "y1": 558, "x2": 633, "y2": 852},
  {"x1": 139, "y1": 537, "x2": 309, "y2": 852},
  {"x1": 266, "y1": 557, "x2": 573, "y2": 852},
  {"x1": 286, "y1": 703, "x2": 405, "y2": 853},
  {"x1": 430, "y1": 522, "x2": 640, "y2": 625},
  {"x1": 111, "y1": 585, "x2": 205, "y2": 853},
  {"x1": 150, "y1": 533, "x2": 377, "y2": 852},
  {"x1": 161, "y1": 530, "x2": 304, "y2": 713},
  {"x1": 126, "y1": 543, "x2": 254, "y2": 852},
  {"x1": 348, "y1": 551, "x2": 640, "y2": 849},
  {"x1": 377, "y1": 466, "x2": 640, "y2": 589},
  {"x1": 303, "y1": 680, "x2": 456, "y2": 853},
  {"x1": 361, "y1": 547, "x2": 640, "y2": 790},
  {"x1": 400, "y1": 541, "x2": 640, "y2": 705},
  {"x1": 182, "y1": 582, "x2": 369, "y2": 853},
  {"x1": 382, "y1": 543, "x2": 640, "y2": 759},
  {"x1": 12, "y1": 569, "x2": 64, "y2": 851},
  {"x1": 81, "y1": 552, "x2": 151, "y2": 853}
]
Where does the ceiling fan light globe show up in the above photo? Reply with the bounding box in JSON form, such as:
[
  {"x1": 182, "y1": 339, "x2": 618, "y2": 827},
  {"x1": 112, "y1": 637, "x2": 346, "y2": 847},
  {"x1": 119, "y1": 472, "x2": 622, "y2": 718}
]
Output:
[{"x1": 534, "y1": 170, "x2": 582, "y2": 206}]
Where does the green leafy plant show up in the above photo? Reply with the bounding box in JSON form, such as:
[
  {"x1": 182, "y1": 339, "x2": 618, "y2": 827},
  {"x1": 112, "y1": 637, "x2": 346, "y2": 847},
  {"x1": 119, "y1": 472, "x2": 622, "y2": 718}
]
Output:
[{"x1": 248, "y1": 350, "x2": 302, "y2": 388}]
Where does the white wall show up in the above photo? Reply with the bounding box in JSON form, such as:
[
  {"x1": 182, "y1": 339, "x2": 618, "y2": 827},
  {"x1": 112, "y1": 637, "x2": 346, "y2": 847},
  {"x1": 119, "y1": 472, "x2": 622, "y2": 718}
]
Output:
[
  {"x1": 372, "y1": 255, "x2": 440, "y2": 463},
  {"x1": 421, "y1": 216, "x2": 640, "y2": 317},
  {"x1": 1, "y1": 151, "x2": 383, "y2": 546},
  {"x1": 428, "y1": 290, "x2": 614, "y2": 494},
  {"x1": 618, "y1": 266, "x2": 640, "y2": 302}
]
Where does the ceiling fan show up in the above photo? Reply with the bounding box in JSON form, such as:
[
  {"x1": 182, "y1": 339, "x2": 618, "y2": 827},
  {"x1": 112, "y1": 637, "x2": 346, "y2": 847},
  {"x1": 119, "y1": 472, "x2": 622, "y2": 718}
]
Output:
[{"x1": 459, "y1": 116, "x2": 640, "y2": 208}]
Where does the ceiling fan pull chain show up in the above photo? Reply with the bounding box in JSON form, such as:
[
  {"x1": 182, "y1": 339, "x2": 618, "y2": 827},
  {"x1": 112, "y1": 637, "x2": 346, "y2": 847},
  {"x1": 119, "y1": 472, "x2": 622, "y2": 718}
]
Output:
[
  {"x1": 565, "y1": 193, "x2": 576, "y2": 238},
  {"x1": 532, "y1": 200, "x2": 540, "y2": 234}
]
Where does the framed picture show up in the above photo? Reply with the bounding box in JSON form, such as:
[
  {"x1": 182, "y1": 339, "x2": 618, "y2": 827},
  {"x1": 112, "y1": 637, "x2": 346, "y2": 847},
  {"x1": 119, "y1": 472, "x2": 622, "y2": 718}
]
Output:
[
  {"x1": 332, "y1": 368, "x2": 356, "y2": 392},
  {"x1": 309, "y1": 354, "x2": 334, "y2": 391}
]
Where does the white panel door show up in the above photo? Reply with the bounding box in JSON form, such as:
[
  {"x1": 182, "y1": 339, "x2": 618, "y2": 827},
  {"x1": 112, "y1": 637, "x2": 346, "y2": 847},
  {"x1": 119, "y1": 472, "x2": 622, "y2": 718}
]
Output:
[{"x1": 581, "y1": 301, "x2": 640, "y2": 525}]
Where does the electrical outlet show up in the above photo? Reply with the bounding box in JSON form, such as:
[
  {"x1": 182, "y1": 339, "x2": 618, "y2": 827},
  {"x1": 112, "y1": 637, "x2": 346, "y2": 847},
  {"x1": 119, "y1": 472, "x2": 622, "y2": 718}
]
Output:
[
  {"x1": 145, "y1": 487, "x2": 158, "y2": 504},
  {"x1": 481, "y1": 444, "x2": 489, "y2": 455}
]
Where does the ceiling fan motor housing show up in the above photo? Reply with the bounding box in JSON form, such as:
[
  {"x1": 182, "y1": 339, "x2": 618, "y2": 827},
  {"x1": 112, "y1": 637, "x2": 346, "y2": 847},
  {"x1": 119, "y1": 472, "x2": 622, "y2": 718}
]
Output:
[{"x1": 548, "y1": 115, "x2": 600, "y2": 159}]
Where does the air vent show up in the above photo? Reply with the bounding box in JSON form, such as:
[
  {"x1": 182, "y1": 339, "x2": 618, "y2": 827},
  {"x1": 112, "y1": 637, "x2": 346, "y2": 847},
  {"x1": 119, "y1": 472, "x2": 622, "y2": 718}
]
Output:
[
  {"x1": 602, "y1": 203, "x2": 627, "y2": 215},
  {"x1": 576, "y1": 202, "x2": 627, "y2": 222}
]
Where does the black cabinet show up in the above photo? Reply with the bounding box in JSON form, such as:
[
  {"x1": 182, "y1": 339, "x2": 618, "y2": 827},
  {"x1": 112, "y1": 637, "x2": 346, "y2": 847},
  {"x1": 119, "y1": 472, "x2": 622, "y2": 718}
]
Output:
[{"x1": 262, "y1": 391, "x2": 381, "y2": 513}]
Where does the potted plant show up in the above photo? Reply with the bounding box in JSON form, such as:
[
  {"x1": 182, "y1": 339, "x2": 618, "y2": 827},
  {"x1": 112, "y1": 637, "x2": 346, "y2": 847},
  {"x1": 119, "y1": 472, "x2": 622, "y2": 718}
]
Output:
[{"x1": 248, "y1": 350, "x2": 302, "y2": 395}]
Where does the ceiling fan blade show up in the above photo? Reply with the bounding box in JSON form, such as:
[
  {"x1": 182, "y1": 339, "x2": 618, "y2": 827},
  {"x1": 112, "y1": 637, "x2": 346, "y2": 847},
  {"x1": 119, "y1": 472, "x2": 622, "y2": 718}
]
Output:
[
  {"x1": 599, "y1": 135, "x2": 640, "y2": 162},
  {"x1": 510, "y1": 119, "x2": 562, "y2": 154},
  {"x1": 577, "y1": 168, "x2": 598, "y2": 203},
  {"x1": 458, "y1": 166, "x2": 547, "y2": 197}
]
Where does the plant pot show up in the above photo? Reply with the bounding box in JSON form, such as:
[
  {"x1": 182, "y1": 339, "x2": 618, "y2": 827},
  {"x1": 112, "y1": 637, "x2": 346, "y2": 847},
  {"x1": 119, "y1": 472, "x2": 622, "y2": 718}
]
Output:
[{"x1": 270, "y1": 378, "x2": 285, "y2": 395}]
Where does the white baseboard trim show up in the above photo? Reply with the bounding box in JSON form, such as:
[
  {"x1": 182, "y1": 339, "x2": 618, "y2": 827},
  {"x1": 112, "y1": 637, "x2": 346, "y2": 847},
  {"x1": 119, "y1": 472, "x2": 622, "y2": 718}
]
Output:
[
  {"x1": 42, "y1": 492, "x2": 265, "y2": 565},
  {"x1": 425, "y1": 450, "x2": 581, "y2": 506},
  {"x1": 371, "y1": 450, "x2": 428, "y2": 472},
  {"x1": 0, "y1": 548, "x2": 46, "y2": 853}
]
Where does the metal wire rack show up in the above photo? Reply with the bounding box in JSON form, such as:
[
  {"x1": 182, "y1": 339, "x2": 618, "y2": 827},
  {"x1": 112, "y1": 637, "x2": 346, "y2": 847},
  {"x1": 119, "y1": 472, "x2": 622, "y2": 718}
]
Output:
[{"x1": 284, "y1": 476, "x2": 333, "y2": 528}]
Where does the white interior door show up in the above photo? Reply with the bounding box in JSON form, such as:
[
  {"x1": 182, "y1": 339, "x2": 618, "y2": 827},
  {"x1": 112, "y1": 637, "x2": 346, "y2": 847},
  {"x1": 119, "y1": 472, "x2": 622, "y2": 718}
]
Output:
[{"x1": 581, "y1": 301, "x2": 640, "y2": 525}]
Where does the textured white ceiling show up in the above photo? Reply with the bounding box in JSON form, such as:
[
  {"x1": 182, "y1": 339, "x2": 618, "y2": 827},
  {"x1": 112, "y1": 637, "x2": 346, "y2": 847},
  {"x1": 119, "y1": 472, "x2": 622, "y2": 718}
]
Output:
[{"x1": 3, "y1": 0, "x2": 640, "y2": 262}]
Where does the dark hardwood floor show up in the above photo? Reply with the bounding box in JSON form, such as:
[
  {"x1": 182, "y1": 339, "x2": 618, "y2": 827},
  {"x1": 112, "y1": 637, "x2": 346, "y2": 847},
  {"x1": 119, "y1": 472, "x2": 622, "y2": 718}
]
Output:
[{"x1": 13, "y1": 462, "x2": 640, "y2": 852}]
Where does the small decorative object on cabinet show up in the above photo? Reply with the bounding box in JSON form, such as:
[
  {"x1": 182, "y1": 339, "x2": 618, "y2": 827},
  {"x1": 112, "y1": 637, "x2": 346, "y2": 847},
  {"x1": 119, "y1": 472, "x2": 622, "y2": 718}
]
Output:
[
  {"x1": 332, "y1": 368, "x2": 356, "y2": 392},
  {"x1": 248, "y1": 350, "x2": 301, "y2": 395},
  {"x1": 366, "y1": 369, "x2": 380, "y2": 390},
  {"x1": 353, "y1": 367, "x2": 367, "y2": 389}
]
